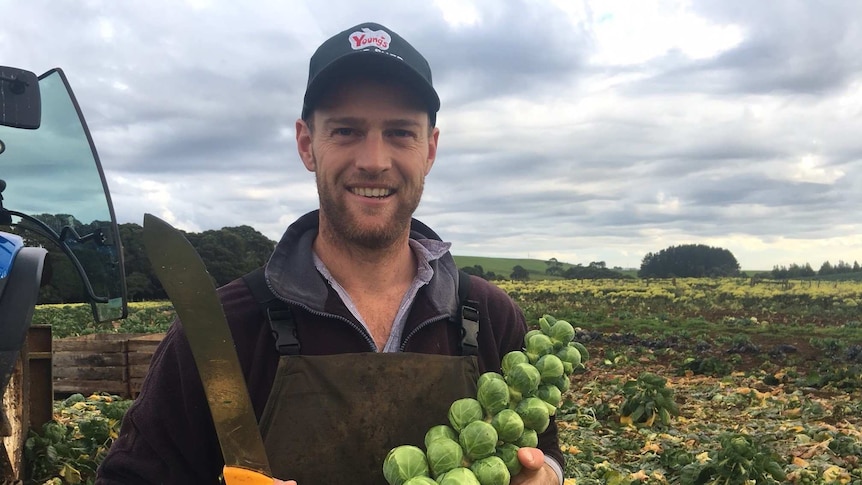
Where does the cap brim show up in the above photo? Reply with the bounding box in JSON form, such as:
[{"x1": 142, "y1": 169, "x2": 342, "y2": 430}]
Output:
[{"x1": 302, "y1": 51, "x2": 440, "y2": 119}]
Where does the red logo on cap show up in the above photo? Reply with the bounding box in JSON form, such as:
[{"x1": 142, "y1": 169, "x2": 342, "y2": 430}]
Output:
[{"x1": 349, "y1": 28, "x2": 391, "y2": 50}]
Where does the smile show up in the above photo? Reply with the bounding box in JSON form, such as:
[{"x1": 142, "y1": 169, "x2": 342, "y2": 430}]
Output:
[{"x1": 351, "y1": 187, "x2": 393, "y2": 198}]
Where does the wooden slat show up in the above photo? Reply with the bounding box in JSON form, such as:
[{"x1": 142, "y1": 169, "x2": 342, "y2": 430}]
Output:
[
  {"x1": 53, "y1": 353, "x2": 126, "y2": 367},
  {"x1": 53, "y1": 380, "x2": 127, "y2": 396},
  {"x1": 53, "y1": 340, "x2": 126, "y2": 353},
  {"x1": 128, "y1": 333, "x2": 161, "y2": 350},
  {"x1": 53, "y1": 366, "x2": 125, "y2": 381},
  {"x1": 28, "y1": 326, "x2": 50, "y2": 433}
]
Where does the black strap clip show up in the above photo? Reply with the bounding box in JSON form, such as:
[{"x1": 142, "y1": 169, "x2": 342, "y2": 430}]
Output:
[
  {"x1": 269, "y1": 307, "x2": 300, "y2": 356},
  {"x1": 460, "y1": 301, "x2": 480, "y2": 356}
]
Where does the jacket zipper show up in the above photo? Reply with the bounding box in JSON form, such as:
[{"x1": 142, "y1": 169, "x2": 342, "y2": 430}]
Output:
[
  {"x1": 265, "y1": 279, "x2": 378, "y2": 351},
  {"x1": 265, "y1": 276, "x2": 456, "y2": 353},
  {"x1": 399, "y1": 314, "x2": 452, "y2": 351}
]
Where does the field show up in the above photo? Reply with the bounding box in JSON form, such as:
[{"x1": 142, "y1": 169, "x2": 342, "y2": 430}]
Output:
[{"x1": 24, "y1": 277, "x2": 862, "y2": 484}]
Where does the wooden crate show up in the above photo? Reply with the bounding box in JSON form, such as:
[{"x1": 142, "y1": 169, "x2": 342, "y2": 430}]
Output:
[
  {"x1": 127, "y1": 333, "x2": 165, "y2": 398},
  {"x1": 53, "y1": 334, "x2": 129, "y2": 397},
  {"x1": 52, "y1": 333, "x2": 166, "y2": 398}
]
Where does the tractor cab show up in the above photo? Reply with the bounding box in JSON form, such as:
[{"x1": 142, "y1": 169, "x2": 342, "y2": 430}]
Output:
[{"x1": 0, "y1": 66, "x2": 127, "y2": 403}]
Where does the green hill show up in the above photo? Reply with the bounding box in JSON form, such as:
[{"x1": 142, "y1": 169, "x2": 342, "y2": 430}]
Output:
[{"x1": 452, "y1": 255, "x2": 572, "y2": 280}]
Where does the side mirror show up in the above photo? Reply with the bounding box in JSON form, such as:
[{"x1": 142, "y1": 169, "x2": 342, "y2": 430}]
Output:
[{"x1": 0, "y1": 66, "x2": 41, "y2": 130}]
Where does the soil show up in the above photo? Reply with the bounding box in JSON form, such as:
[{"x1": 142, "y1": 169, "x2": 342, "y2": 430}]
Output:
[{"x1": 574, "y1": 325, "x2": 852, "y2": 375}]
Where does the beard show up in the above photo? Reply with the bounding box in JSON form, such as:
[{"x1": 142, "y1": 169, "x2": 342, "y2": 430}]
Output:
[{"x1": 315, "y1": 159, "x2": 425, "y2": 251}]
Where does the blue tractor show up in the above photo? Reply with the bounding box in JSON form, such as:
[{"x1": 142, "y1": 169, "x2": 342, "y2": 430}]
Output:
[{"x1": 0, "y1": 66, "x2": 127, "y2": 480}]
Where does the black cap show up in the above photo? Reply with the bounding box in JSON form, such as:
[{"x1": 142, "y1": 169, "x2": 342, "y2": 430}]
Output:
[{"x1": 302, "y1": 22, "x2": 440, "y2": 126}]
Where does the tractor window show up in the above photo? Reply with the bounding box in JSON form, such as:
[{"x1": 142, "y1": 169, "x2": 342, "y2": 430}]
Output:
[{"x1": 0, "y1": 69, "x2": 126, "y2": 322}]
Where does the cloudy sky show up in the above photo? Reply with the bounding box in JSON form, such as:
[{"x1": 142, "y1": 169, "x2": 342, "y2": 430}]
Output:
[{"x1": 3, "y1": 0, "x2": 861, "y2": 270}]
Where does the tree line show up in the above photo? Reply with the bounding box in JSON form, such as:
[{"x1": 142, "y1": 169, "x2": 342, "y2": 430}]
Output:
[
  {"x1": 462, "y1": 245, "x2": 742, "y2": 281},
  {"x1": 769, "y1": 260, "x2": 861, "y2": 279},
  {"x1": 31, "y1": 222, "x2": 275, "y2": 303},
  {"x1": 461, "y1": 259, "x2": 633, "y2": 281}
]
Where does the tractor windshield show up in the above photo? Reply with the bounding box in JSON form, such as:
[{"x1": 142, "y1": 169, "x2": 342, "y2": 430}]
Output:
[{"x1": 0, "y1": 68, "x2": 126, "y2": 322}]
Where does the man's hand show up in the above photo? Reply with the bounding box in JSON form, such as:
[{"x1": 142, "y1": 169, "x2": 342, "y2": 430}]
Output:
[
  {"x1": 273, "y1": 480, "x2": 296, "y2": 485},
  {"x1": 509, "y1": 447, "x2": 559, "y2": 485}
]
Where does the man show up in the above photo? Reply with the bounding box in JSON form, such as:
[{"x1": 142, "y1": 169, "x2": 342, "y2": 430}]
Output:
[{"x1": 97, "y1": 22, "x2": 563, "y2": 484}]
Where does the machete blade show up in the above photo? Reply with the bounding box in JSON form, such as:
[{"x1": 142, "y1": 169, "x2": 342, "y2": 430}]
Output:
[{"x1": 142, "y1": 213, "x2": 272, "y2": 482}]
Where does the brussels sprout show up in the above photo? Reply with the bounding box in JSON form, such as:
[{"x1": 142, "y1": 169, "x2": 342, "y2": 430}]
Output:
[
  {"x1": 547, "y1": 374, "x2": 570, "y2": 393},
  {"x1": 538, "y1": 317, "x2": 552, "y2": 335},
  {"x1": 470, "y1": 456, "x2": 510, "y2": 485},
  {"x1": 523, "y1": 329, "x2": 543, "y2": 345},
  {"x1": 477, "y1": 376, "x2": 509, "y2": 416},
  {"x1": 548, "y1": 320, "x2": 575, "y2": 349},
  {"x1": 425, "y1": 424, "x2": 459, "y2": 449},
  {"x1": 495, "y1": 443, "x2": 522, "y2": 477},
  {"x1": 490, "y1": 408, "x2": 524, "y2": 443},
  {"x1": 536, "y1": 384, "x2": 562, "y2": 415},
  {"x1": 505, "y1": 362, "x2": 540, "y2": 396},
  {"x1": 437, "y1": 467, "x2": 481, "y2": 485},
  {"x1": 542, "y1": 314, "x2": 558, "y2": 325},
  {"x1": 459, "y1": 420, "x2": 498, "y2": 461},
  {"x1": 555, "y1": 346, "x2": 581, "y2": 375},
  {"x1": 477, "y1": 371, "x2": 505, "y2": 390},
  {"x1": 404, "y1": 477, "x2": 438, "y2": 485},
  {"x1": 448, "y1": 398, "x2": 484, "y2": 432},
  {"x1": 534, "y1": 354, "x2": 564, "y2": 383},
  {"x1": 515, "y1": 397, "x2": 550, "y2": 433},
  {"x1": 383, "y1": 445, "x2": 430, "y2": 485},
  {"x1": 570, "y1": 341, "x2": 590, "y2": 363},
  {"x1": 507, "y1": 385, "x2": 523, "y2": 408},
  {"x1": 514, "y1": 428, "x2": 538, "y2": 448},
  {"x1": 501, "y1": 351, "x2": 529, "y2": 376},
  {"x1": 426, "y1": 438, "x2": 464, "y2": 478},
  {"x1": 525, "y1": 333, "x2": 554, "y2": 363}
]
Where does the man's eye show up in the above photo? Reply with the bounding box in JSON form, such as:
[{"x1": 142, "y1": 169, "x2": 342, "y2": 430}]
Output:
[
  {"x1": 389, "y1": 129, "x2": 414, "y2": 138},
  {"x1": 331, "y1": 128, "x2": 355, "y2": 137}
]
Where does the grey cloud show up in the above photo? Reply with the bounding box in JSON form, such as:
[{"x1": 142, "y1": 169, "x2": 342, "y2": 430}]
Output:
[
  {"x1": 633, "y1": 1, "x2": 862, "y2": 96},
  {"x1": 684, "y1": 176, "x2": 843, "y2": 208}
]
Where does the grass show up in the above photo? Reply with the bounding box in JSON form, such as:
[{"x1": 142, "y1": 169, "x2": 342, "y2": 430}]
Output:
[{"x1": 452, "y1": 255, "x2": 568, "y2": 279}]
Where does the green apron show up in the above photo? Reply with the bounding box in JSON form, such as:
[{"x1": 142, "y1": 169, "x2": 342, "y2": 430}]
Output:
[{"x1": 259, "y1": 352, "x2": 479, "y2": 484}]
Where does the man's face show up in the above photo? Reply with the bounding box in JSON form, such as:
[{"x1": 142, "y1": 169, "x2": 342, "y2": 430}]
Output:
[{"x1": 296, "y1": 76, "x2": 439, "y2": 250}]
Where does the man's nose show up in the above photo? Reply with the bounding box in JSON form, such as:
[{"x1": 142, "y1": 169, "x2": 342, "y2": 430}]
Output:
[{"x1": 355, "y1": 133, "x2": 391, "y2": 172}]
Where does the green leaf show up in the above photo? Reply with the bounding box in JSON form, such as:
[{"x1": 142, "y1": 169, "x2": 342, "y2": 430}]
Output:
[
  {"x1": 629, "y1": 404, "x2": 645, "y2": 423},
  {"x1": 679, "y1": 463, "x2": 711, "y2": 485},
  {"x1": 45, "y1": 444, "x2": 59, "y2": 465}
]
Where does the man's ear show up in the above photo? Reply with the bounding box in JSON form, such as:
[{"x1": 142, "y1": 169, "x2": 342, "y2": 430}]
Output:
[
  {"x1": 425, "y1": 126, "x2": 440, "y2": 175},
  {"x1": 296, "y1": 119, "x2": 315, "y2": 171}
]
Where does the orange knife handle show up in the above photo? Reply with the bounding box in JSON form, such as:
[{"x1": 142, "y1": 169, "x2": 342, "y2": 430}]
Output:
[{"x1": 223, "y1": 465, "x2": 273, "y2": 485}]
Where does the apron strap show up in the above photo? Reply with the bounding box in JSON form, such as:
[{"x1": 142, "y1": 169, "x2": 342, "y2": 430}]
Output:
[{"x1": 242, "y1": 267, "x2": 300, "y2": 355}]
